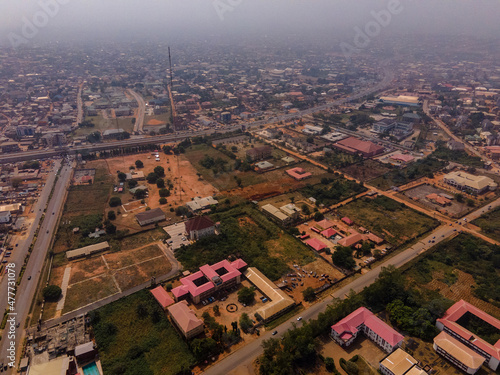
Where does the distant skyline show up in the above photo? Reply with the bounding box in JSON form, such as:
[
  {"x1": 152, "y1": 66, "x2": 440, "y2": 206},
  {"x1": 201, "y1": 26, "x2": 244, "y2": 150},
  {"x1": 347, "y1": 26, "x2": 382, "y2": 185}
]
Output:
[{"x1": 1, "y1": 0, "x2": 500, "y2": 47}]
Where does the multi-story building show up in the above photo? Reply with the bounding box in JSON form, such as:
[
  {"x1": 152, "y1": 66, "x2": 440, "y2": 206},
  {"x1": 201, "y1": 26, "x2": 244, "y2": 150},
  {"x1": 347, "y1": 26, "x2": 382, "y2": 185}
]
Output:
[
  {"x1": 331, "y1": 307, "x2": 404, "y2": 353},
  {"x1": 434, "y1": 300, "x2": 500, "y2": 373},
  {"x1": 184, "y1": 216, "x2": 217, "y2": 240},
  {"x1": 171, "y1": 259, "x2": 247, "y2": 304},
  {"x1": 443, "y1": 171, "x2": 497, "y2": 195},
  {"x1": 246, "y1": 146, "x2": 273, "y2": 161}
]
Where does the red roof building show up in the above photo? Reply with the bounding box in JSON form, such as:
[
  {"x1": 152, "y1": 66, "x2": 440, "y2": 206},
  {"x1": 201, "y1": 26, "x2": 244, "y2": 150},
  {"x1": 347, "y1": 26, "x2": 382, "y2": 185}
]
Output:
[
  {"x1": 342, "y1": 217, "x2": 354, "y2": 226},
  {"x1": 286, "y1": 167, "x2": 312, "y2": 181},
  {"x1": 321, "y1": 228, "x2": 337, "y2": 238},
  {"x1": 305, "y1": 238, "x2": 327, "y2": 252},
  {"x1": 435, "y1": 300, "x2": 500, "y2": 371},
  {"x1": 331, "y1": 307, "x2": 404, "y2": 353},
  {"x1": 333, "y1": 137, "x2": 384, "y2": 158},
  {"x1": 150, "y1": 285, "x2": 174, "y2": 310},
  {"x1": 185, "y1": 216, "x2": 216, "y2": 241},
  {"x1": 316, "y1": 219, "x2": 334, "y2": 230},
  {"x1": 337, "y1": 233, "x2": 364, "y2": 248}
]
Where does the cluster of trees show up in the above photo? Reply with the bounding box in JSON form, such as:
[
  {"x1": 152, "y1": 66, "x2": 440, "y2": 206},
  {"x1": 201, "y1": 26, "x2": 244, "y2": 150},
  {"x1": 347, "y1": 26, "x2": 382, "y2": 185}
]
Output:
[
  {"x1": 378, "y1": 156, "x2": 445, "y2": 186},
  {"x1": 22, "y1": 160, "x2": 40, "y2": 170},
  {"x1": 78, "y1": 119, "x2": 94, "y2": 128},
  {"x1": 200, "y1": 155, "x2": 229, "y2": 175},
  {"x1": 300, "y1": 179, "x2": 365, "y2": 207},
  {"x1": 317, "y1": 150, "x2": 363, "y2": 168},
  {"x1": 331, "y1": 246, "x2": 356, "y2": 270},
  {"x1": 109, "y1": 197, "x2": 122, "y2": 207},
  {"x1": 432, "y1": 141, "x2": 483, "y2": 168}
]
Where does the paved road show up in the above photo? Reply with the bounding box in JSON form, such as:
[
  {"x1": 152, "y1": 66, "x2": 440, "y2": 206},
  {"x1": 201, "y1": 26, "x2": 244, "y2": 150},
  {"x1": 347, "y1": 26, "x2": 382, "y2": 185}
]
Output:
[
  {"x1": 0, "y1": 162, "x2": 73, "y2": 373},
  {"x1": 76, "y1": 83, "x2": 84, "y2": 126},
  {"x1": 128, "y1": 89, "x2": 146, "y2": 133}
]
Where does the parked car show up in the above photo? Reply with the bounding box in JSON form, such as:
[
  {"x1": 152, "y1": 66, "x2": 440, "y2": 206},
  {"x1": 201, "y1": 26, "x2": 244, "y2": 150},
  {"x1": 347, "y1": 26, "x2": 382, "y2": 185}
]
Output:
[{"x1": 272, "y1": 331, "x2": 278, "y2": 335}]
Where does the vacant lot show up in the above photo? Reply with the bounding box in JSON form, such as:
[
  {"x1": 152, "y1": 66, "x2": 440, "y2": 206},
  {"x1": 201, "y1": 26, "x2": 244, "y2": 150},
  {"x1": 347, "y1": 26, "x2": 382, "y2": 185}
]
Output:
[
  {"x1": 341, "y1": 159, "x2": 391, "y2": 182},
  {"x1": 369, "y1": 157, "x2": 446, "y2": 191},
  {"x1": 337, "y1": 196, "x2": 438, "y2": 247},
  {"x1": 176, "y1": 206, "x2": 316, "y2": 281},
  {"x1": 472, "y1": 206, "x2": 500, "y2": 243},
  {"x1": 53, "y1": 161, "x2": 113, "y2": 253},
  {"x1": 76, "y1": 115, "x2": 135, "y2": 136},
  {"x1": 44, "y1": 243, "x2": 172, "y2": 319},
  {"x1": 404, "y1": 233, "x2": 500, "y2": 313},
  {"x1": 92, "y1": 289, "x2": 195, "y2": 375}
]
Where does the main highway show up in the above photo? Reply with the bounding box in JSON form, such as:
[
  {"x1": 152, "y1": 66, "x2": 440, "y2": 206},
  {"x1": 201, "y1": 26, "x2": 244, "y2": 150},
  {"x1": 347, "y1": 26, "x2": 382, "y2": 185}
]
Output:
[
  {"x1": 0, "y1": 161, "x2": 73, "y2": 373},
  {"x1": 128, "y1": 89, "x2": 146, "y2": 133}
]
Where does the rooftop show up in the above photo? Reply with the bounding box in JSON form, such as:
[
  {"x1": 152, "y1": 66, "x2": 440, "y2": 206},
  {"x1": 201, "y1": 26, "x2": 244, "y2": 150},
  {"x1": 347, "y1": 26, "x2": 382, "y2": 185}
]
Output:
[
  {"x1": 434, "y1": 331, "x2": 485, "y2": 370},
  {"x1": 167, "y1": 301, "x2": 204, "y2": 333}
]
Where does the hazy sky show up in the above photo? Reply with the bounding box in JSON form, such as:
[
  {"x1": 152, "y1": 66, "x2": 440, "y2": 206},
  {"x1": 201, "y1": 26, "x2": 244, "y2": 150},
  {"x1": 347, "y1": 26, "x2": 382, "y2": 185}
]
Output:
[{"x1": 1, "y1": 0, "x2": 500, "y2": 46}]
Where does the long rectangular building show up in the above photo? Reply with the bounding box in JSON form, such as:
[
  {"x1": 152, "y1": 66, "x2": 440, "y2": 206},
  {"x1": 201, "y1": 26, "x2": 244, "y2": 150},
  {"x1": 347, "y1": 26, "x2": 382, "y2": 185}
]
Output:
[
  {"x1": 244, "y1": 267, "x2": 295, "y2": 323},
  {"x1": 66, "y1": 241, "x2": 110, "y2": 260}
]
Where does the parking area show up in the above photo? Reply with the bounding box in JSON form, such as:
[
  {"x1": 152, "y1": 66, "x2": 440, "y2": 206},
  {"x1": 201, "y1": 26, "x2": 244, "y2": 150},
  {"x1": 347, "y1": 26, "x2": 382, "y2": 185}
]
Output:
[{"x1": 163, "y1": 223, "x2": 189, "y2": 250}]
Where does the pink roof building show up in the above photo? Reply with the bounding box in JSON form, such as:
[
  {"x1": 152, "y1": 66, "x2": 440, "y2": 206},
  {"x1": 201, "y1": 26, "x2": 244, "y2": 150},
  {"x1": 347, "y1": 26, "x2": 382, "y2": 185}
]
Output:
[
  {"x1": 286, "y1": 167, "x2": 312, "y2": 181},
  {"x1": 171, "y1": 259, "x2": 245, "y2": 304},
  {"x1": 305, "y1": 238, "x2": 327, "y2": 252},
  {"x1": 436, "y1": 300, "x2": 500, "y2": 371},
  {"x1": 331, "y1": 307, "x2": 404, "y2": 353},
  {"x1": 390, "y1": 154, "x2": 415, "y2": 164},
  {"x1": 150, "y1": 286, "x2": 174, "y2": 310}
]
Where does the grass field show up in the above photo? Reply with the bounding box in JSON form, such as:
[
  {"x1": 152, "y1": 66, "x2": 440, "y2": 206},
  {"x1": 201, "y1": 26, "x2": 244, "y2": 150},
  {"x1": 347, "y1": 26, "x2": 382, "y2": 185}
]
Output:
[
  {"x1": 337, "y1": 196, "x2": 439, "y2": 246},
  {"x1": 176, "y1": 205, "x2": 316, "y2": 281},
  {"x1": 92, "y1": 289, "x2": 195, "y2": 375},
  {"x1": 75, "y1": 115, "x2": 135, "y2": 136},
  {"x1": 471, "y1": 206, "x2": 500, "y2": 242},
  {"x1": 63, "y1": 275, "x2": 119, "y2": 313}
]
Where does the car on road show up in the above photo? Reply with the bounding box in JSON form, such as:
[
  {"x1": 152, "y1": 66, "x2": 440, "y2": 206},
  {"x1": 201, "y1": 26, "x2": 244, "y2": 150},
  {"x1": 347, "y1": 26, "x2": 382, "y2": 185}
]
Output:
[
  {"x1": 28, "y1": 276, "x2": 31, "y2": 280},
  {"x1": 297, "y1": 317, "x2": 303, "y2": 321},
  {"x1": 272, "y1": 331, "x2": 278, "y2": 335}
]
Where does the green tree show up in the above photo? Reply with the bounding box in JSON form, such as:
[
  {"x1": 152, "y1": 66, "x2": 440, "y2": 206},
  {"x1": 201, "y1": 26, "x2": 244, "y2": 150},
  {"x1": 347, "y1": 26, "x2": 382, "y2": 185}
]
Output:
[
  {"x1": 135, "y1": 160, "x2": 144, "y2": 168},
  {"x1": 109, "y1": 196, "x2": 122, "y2": 207},
  {"x1": 159, "y1": 197, "x2": 167, "y2": 205},
  {"x1": 107, "y1": 210, "x2": 116, "y2": 220},
  {"x1": 147, "y1": 172, "x2": 158, "y2": 184},
  {"x1": 190, "y1": 338, "x2": 218, "y2": 361},
  {"x1": 213, "y1": 305, "x2": 220, "y2": 316},
  {"x1": 238, "y1": 287, "x2": 256, "y2": 305},
  {"x1": 325, "y1": 357, "x2": 336, "y2": 372},
  {"x1": 302, "y1": 287, "x2": 316, "y2": 302},
  {"x1": 154, "y1": 166, "x2": 165, "y2": 177},
  {"x1": 128, "y1": 179, "x2": 138, "y2": 188},
  {"x1": 239, "y1": 312, "x2": 253, "y2": 332},
  {"x1": 156, "y1": 178, "x2": 165, "y2": 188},
  {"x1": 118, "y1": 172, "x2": 127, "y2": 182},
  {"x1": 314, "y1": 212, "x2": 324, "y2": 221},
  {"x1": 159, "y1": 188, "x2": 170, "y2": 198},
  {"x1": 332, "y1": 246, "x2": 356, "y2": 270},
  {"x1": 43, "y1": 285, "x2": 62, "y2": 301},
  {"x1": 301, "y1": 204, "x2": 311, "y2": 216}
]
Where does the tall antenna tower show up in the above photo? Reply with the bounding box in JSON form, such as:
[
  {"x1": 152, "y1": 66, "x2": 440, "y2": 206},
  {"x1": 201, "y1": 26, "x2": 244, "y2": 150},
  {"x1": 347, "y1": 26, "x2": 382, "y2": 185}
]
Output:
[{"x1": 168, "y1": 46, "x2": 176, "y2": 131}]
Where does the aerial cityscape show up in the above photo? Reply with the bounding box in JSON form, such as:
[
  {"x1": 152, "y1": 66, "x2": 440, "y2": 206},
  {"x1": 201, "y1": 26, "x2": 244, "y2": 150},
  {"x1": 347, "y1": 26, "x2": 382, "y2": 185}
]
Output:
[{"x1": 1, "y1": 1, "x2": 500, "y2": 375}]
